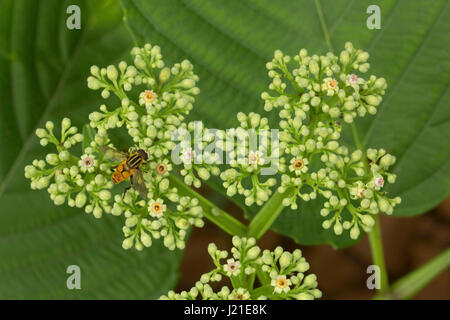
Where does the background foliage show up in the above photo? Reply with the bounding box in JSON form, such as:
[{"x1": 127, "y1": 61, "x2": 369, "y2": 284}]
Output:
[{"x1": 0, "y1": 0, "x2": 448, "y2": 298}]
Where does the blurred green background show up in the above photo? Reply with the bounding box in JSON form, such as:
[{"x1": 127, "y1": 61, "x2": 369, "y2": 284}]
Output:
[{"x1": 0, "y1": 0, "x2": 448, "y2": 299}]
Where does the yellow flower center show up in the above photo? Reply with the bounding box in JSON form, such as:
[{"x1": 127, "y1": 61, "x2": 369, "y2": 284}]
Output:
[
  {"x1": 293, "y1": 159, "x2": 304, "y2": 170},
  {"x1": 277, "y1": 277, "x2": 288, "y2": 288},
  {"x1": 156, "y1": 163, "x2": 167, "y2": 175},
  {"x1": 327, "y1": 79, "x2": 338, "y2": 90},
  {"x1": 152, "y1": 203, "x2": 162, "y2": 214},
  {"x1": 143, "y1": 90, "x2": 156, "y2": 102}
]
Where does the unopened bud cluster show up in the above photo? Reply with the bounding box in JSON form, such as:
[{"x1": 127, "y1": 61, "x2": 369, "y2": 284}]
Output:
[{"x1": 160, "y1": 236, "x2": 321, "y2": 300}]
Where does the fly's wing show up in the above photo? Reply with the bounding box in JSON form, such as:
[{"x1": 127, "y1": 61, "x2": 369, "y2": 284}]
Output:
[
  {"x1": 132, "y1": 169, "x2": 148, "y2": 199},
  {"x1": 99, "y1": 145, "x2": 127, "y2": 163}
]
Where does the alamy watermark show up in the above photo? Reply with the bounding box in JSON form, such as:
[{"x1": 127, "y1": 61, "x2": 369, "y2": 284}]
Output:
[
  {"x1": 366, "y1": 5, "x2": 381, "y2": 29},
  {"x1": 66, "y1": 5, "x2": 81, "y2": 30},
  {"x1": 366, "y1": 264, "x2": 381, "y2": 290},
  {"x1": 66, "y1": 265, "x2": 81, "y2": 290},
  {"x1": 170, "y1": 121, "x2": 280, "y2": 176}
]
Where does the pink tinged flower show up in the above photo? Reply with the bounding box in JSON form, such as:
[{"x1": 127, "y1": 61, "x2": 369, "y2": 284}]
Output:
[
  {"x1": 227, "y1": 261, "x2": 238, "y2": 272},
  {"x1": 375, "y1": 177, "x2": 385, "y2": 188},
  {"x1": 82, "y1": 156, "x2": 94, "y2": 168},
  {"x1": 183, "y1": 149, "x2": 194, "y2": 161},
  {"x1": 349, "y1": 74, "x2": 358, "y2": 84},
  {"x1": 248, "y1": 152, "x2": 260, "y2": 165}
]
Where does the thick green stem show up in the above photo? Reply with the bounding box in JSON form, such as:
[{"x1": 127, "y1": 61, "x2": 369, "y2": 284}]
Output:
[
  {"x1": 247, "y1": 189, "x2": 293, "y2": 239},
  {"x1": 368, "y1": 215, "x2": 389, "y2": 293},
  {"x1": 168, "y1": 174, "x2": 247, "y2": 236},
  {"x1": 375, "y1": 247, "x2": 450, "y2": 300}
]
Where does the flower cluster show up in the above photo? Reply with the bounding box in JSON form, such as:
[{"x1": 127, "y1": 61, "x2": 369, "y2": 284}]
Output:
[
  {"x1": 160, "y1": 237, "x2": 321, "y2": 300},
  {"x1": 219, "y1": 112, "x2": 279, "y2": 206},
  {"x1": 24, "y1": 118, "x2": 113, "y2": 217},
  {"x1": 256, "y1": 42, "x2": 400, "y2": 238},
  {"x1": 25, "y1": 43, "x2": 205, "y2": 250}
]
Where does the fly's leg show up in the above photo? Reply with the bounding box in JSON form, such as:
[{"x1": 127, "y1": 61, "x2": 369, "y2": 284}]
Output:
[
  {"x1": 110, "y1": 166, "x2": 117, "y2": 173},
  {"x1": 122, "y1": 175, "x2": 133, "y2": 198}
]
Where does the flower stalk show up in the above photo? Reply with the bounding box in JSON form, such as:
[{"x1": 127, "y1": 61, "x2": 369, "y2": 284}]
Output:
[
  {"x1": 368, "y1": 215, "x2": 389, "y2": 293},
  {"x1": 248, "y1": 188, "x2": 295, "y2": 239},
  {"x1": 167, "y1": 174, "x2": 248, "y2": 236}
]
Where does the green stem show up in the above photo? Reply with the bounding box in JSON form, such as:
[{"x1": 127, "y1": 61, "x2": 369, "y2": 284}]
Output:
[
  {"x1": 314, "y1": 0, "x2": 334, "y2": 53},
  {"x1": 247, "y1": 189, "x2": 293, "y2": 239},
  {"x1": 375, "y1": 247, "x2": 450, "y2": 300},
  {"x1": 350, "y1": 123, "x2": 363, "y2": 150},
  {"x1": 119, "y1": 1, "x2": 140, "y2": 46},
  {"x1": 368, "y1": 215, "x2": 389, "y2": 293},
  {"x1": 168, "y1": 174, "x2": 247, "y2": 236}
]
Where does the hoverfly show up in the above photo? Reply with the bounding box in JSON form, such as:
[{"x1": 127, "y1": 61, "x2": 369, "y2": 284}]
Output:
[{"x1": 99, "y1": 146, "x2": 149, "y2": 199}]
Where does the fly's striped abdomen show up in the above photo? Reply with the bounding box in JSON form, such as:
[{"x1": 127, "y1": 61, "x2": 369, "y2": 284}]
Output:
[
  {"x1": 126, "y1": 153, "x2": 144, "y2": 169},
  {"x1": 112, "y1": 161, "x2": 135, "y2": 184}
]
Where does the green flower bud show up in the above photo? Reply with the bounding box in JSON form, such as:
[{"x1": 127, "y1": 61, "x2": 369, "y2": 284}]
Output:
[
  {"x1": 141, "y1": 232, "x2": 152, "y2": 247},
  {"x1": 246, "y1": 246, "x2": 261, "y2": 260},
  {"x1": 159, "y1": 67, "x2": 170, "y2": 83},
  {"x1": 279, "y1": 252, "x2": 292, "y2": 269},
  {"x1": 309, "y1": 60, "x2": 319, "y2": 75},
  {"x1": 54, "y1": 195, "x2": 65, "y2": 206},
  {"x1": 122, "y1": 237, "x2": 134, "y2": 250},
  {"x1": 350, "y1": 225, "x2": 360, "y2": 240},
  {"x1": 106, "y1": 65, "x2": 118, "y2": 81}
]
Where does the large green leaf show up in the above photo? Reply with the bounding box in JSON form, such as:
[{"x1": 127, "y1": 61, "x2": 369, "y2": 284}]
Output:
[
  {"x1": 0, "y1": 0, "x2": 183, "y2": 298},
  {"x1": 121, "y1": 0, "x2": 450, "y2": 248}
]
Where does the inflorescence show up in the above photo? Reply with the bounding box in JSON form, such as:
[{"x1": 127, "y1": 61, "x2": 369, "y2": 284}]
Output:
[
  {"x1": 25, "y1": 43, "x2": 203, "y2": 250},
  {"x1": 258, "y1": 42, "x2": 401, "y2": 239},
  {"x1": 25, "y1": 41, "x2": 401, "y2": 252},
  {"x1": 160, "y1": 236, "x2": 321, "y2": 300}
]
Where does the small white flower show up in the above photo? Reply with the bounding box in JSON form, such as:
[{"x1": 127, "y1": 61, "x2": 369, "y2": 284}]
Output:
[
  {"x1": 248, "y1": 150, "x2": 261, "y2": 166},
  {"x1": 348, "y1": 74, "x2": 359, "y2": 85},
  {"x1": 271, "y1": 275, "x2": 291, "y2": 294},
  {"x1": 182, "y1": 148, "x2": 195, "y2": 164},
  {"x1": 289, "y1": 157, "x2": 309, "y2": 175},
  {"x1": 223, "y1": 258, "x2": 241, "y2": 277},
  {"x1": 374, "y1": 176, "x2": 385, "y2": 189},
  {"x1": 79, "y1": 154, "x2": 97, "y2": 173},
  {"x1": 229, "y1": 288, "x2": 250, "y2": 300},
  {"x1": 322, "y1": 78, "x2": 339, "y2": 96},
  {"x1": 139, "y1": 90, "x2": 157, "y2": 106},
  {"x1": 349, "y1": 181, "x2": 366, "y2": 199},
  {"x1": 148, "y1": 198, "x2": 166, "y2": 218}
]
